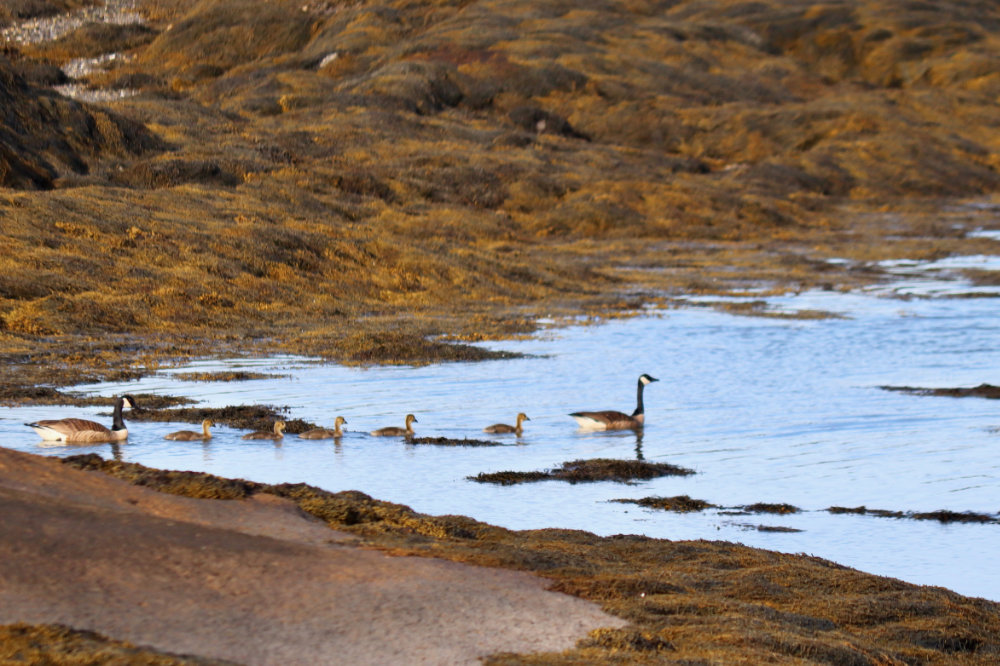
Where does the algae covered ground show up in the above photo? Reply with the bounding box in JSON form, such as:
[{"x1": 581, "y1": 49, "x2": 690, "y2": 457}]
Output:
[{"x1": 2, "y1": 0, "x2": 1000, "y2": 388}]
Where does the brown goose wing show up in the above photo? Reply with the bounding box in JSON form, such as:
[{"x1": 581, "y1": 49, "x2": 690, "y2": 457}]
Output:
[
  {"x1": 35, "y1": 418, "x2": 110, "y2": 437},
  {"x1": 570, "y1": 410, "x2": 631, "y2": 425},
  {"x1": 67, "y1": 428, "x2": 122, "y2": 444}
]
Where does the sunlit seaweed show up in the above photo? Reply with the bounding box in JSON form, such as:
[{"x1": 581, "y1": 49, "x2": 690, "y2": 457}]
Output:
[
  {"x1": 3, "y1": 0, "x2": 1000, "y2": 397},
  {"x1": 0, "y1": 623, "x2": 234, "y2": 665}
]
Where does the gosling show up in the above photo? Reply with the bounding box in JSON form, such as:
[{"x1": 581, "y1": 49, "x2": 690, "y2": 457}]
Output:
[
  {"x1": 242, "y1": 420, "x2": 286, "y2": 440},
  {"x1": 370, "y1": 414, "x2": 417, "y2": 437},
  {"x1": 299, "y1": 416, "x2": 347, "y2": 439},
  {"x1": 165, "y1": 419, "x2": 214, "y2": 441},
  {"x1": 484, "y1": 413, "x2": 530, "y2": 435}
]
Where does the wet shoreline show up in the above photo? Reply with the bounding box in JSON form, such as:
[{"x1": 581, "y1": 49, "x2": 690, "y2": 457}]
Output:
[{"x1": 4, "y1": 446, "x2": 998, "y2": 664}]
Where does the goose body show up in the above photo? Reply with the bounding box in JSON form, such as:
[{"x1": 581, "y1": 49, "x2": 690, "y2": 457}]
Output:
[
  {"x1": 242, "y1": 420, "x2": 286, "y2": 440},
  {"x1": 299, "y1": 416, "x2": 347, "y2": 439},
  {"x1": 370, "y1": 414, "x2": 417, "y2": 437},
  {"x1": 26, "y1": 395, "x2": 138, "y2": 443},
  {"x1": 570, "y1": 374, "x2": 658, "y2": 430},
  {"x1": 165, "y1": 419, "x2": 214, "y2": 441},
  {"x1": 484, "y1": 413, "x2": 530, "y2": 435}
]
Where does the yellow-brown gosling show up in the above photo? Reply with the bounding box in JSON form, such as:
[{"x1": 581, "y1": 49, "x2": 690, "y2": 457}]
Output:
[
  {"x1": 26, "y1": 395, "x2": 138, "y2": 443},
  {"x1": 484, "y1": 412, "x2": 530, "y2": 435},
  {"x1": 242, "y1": 420, "x2": 286, "y2": 440},
  {"x1": 299, "y1": 416, "x2": 347, "y2": 439},
  {"x1": 165, "y1": 419, "x2": 214, "y2": 441},
  {"x1": 370, "y1": 414, "x2": 417, "y2": 437},
  {"x1": 570, "y1": 374, "x2": 658, "y2": 430}
]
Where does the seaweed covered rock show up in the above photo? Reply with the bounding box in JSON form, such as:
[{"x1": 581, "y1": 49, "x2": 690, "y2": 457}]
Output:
[{"x1": 0, "y1": 55, "x2": 162, "y2": 189}]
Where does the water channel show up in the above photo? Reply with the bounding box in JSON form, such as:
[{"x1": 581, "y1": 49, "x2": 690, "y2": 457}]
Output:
[{"x1": 3, "y1": 251, "x2": 999, "y2": 601}]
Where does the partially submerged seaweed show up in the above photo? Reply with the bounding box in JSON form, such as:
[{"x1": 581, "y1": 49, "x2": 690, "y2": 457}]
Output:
[
  {"x1": 622, "y1": 499, "x2": 995, "y2": 525},
  {"x1": 0, "y1": 388, "x2": 190, "y2": 409},
  {"x1": 170, "y1": 371, "x2": 288, "y2": 382},
  {"x1": 470, "y1": 458, "x2": 696, "y2": 485},
  {"x1": 613, "y1": 495, "x2": 716, "y2": 512},
  {"x1": 408, "y1": 437, "x2": 505, "y2": 447},
  {"x1": 829, "y1": 506, "x2": 999, "y2": 525},
  {"x1": 880, "y1": 384, "x2": 1000, "y2": 399},
  {"x1": 741, "y1": 503, "x2": 802, "y2": 515}
]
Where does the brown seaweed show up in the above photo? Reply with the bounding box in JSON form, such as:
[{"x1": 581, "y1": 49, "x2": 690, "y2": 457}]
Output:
[{"x1": 470, "y1": 459, "x2": 696, "y2": 485}]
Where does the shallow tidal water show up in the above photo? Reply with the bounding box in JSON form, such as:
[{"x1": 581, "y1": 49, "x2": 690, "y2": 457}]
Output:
[{"x1": 3, "y1": 255, "x2": 1000, "y2": 602}]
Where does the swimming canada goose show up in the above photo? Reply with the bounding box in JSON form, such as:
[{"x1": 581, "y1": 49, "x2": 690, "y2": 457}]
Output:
[
  {"x1": 299, "y1": 416, "x2": 347, "y2": 439},
  {"x1": 370, "y1": 414, "x2": 417, "y2": 437},
  {"x1": 165, "y1": 419, "x2": 214, "y2": 441},
  {"x1": 484, "y1": 412, "x2": 530, "y2": 435},
  {"x1": 242, "y1": 420, "x2": 286, "y2": 440},
  {"x1": 570, "y1": 374, "x2": 659, "y2": 430},
  {"x1": 26, "y1": 395, "x2": 139, "y2": 443}
]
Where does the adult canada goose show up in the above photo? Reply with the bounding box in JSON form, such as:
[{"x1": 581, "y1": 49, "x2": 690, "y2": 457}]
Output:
[
  {"x1": 370, "y1": 414, "x2": 417, "y2": 437},
  {"x1": 242, "y1": 420, "x2": 286, "y2": 440},
  {"x1": 570, "y1": 374, "x2": 659, "y2": 430},
  {"x1": 299, "y1": 416, "x2": 347, "y2": 439},
  {"x1": 26, "y1": 395, "x2": 139, "y2": 443},
  {"x1": 484, "y1": 413, "x2": 530, "y2": 435},
  {"x1": 165, "y1": 419, "x2": 214, "y2": 441}
]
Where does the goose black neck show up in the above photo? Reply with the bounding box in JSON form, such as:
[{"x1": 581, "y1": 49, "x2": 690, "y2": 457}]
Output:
[
  {"x1": 112, "y1": 398, "x2": 126, "y2": 431},
  {"x1": 632, "y1": 378, "x2": 646, "y2": 417}
]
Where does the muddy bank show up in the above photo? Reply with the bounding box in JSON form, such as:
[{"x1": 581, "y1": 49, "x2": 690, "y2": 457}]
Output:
[
  {"x1": 0, "y1": 448, "x2": 993, "y2": 664},
  {"x1": 0, "y1": 446, "x2": 623, "y2": 665}
]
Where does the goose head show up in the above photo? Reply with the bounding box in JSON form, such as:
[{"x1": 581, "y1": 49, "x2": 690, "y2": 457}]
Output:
[{"x1": 639, "y1": 374, "x2": 659, "y2": 385}]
